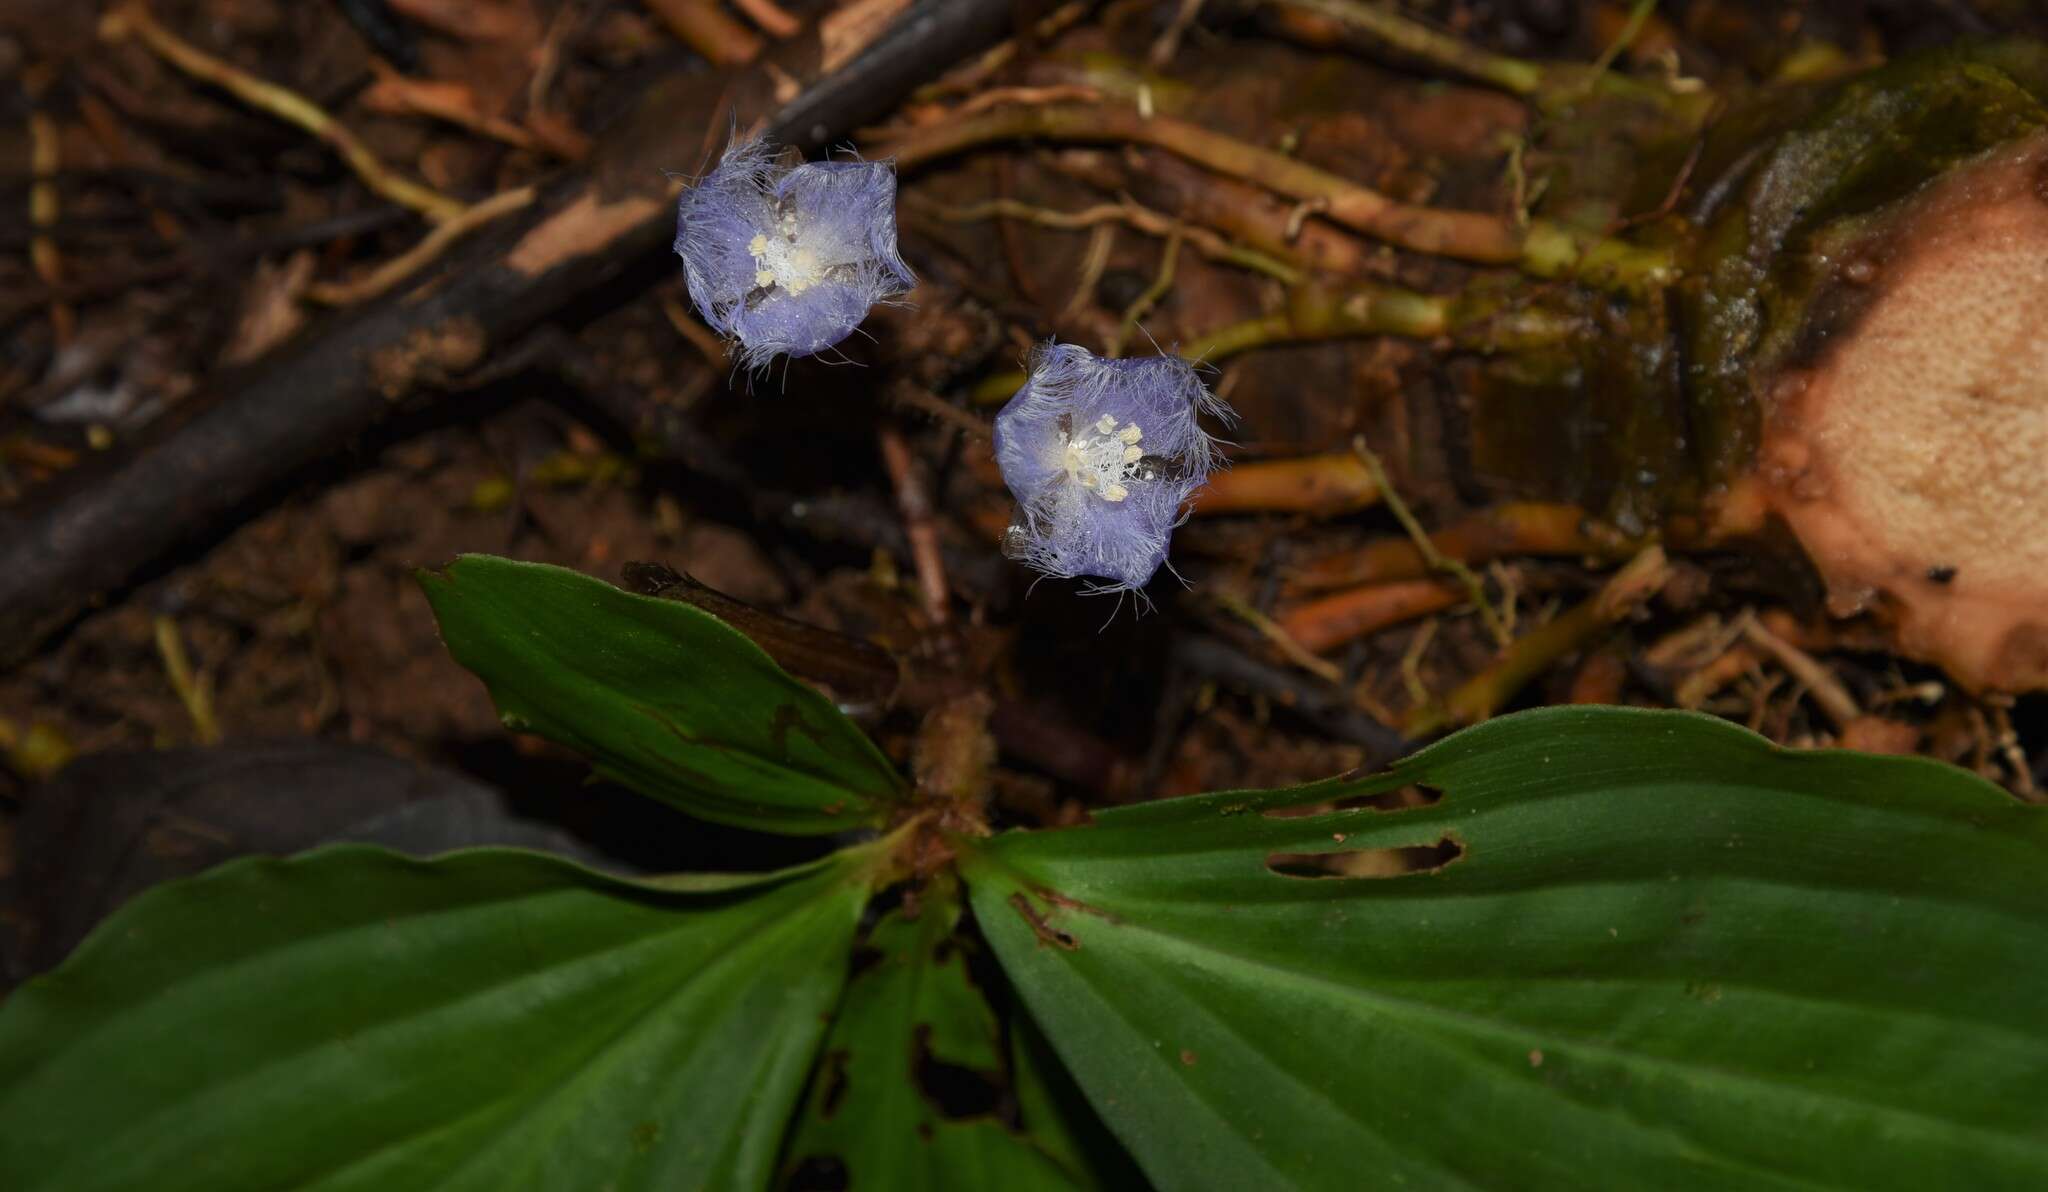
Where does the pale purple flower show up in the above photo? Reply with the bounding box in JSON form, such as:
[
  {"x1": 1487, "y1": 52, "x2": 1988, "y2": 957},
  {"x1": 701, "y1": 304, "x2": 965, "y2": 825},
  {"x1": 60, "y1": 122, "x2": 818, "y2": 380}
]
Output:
[
  {"x1": 673, "y1": 138, "x2": 914, "y2": 369},
  {"x1": 993, "y1": 343, "x2": 1230, "y2": 594}
]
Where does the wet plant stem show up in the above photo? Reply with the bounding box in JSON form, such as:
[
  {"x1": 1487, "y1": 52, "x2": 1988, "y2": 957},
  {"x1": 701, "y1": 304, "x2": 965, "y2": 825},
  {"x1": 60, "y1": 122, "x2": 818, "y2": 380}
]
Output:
[{"x1": 968, "y1": 279, "x2": 1583, "y2": 403}]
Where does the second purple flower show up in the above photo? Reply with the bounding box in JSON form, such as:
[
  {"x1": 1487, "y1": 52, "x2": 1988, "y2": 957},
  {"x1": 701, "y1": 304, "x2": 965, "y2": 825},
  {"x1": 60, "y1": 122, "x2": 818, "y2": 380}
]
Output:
[
  {"x1": 673, "y1": 138, "x2": 915, "y2": 368},
  {"x1": 993, "y1": 343, "x2": 1230, "y2": 594}
]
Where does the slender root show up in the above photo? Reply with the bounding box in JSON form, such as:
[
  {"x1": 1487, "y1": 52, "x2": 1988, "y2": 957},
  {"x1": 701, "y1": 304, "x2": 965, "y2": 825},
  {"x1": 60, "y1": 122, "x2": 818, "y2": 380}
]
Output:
[
  {"x1": 1212, "y1": 591, "x2": 1343, "y2": 684},
  {"x1": 1739, "y1": 614, "x2": 1859, "y2": 731},
  {"x1": 1061, "y1": 223, "x2": 1116, "y2": 321},
  {"x1": 1107, "y1": 228, "x2": 1182, "y2": 357},
  {"x1": 1352, "y1": 437, "x2": 1509, "y2": 648},
  {"x1": 885, "y1": 101, "x2": 1674, "y2": 287},
  {"x1": 101, "y1": 2, "x2": 466, "y2": 223}
]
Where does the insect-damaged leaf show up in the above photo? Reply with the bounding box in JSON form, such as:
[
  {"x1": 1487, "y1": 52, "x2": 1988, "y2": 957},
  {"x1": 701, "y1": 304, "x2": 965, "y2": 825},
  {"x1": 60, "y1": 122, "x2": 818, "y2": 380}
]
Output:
[
  {"x1": 963, "y1": 706, "x2": 2048, "y2": 1190},
  {"x1": 782, "y1": 878, "x2": 1108, "y2": 1190},
  {"x1": 422, "y1": 555, "x2": 905, "y2": 834},
  {"x1": 0, "y1": 846, "x2": 869, "y2": 1190}
]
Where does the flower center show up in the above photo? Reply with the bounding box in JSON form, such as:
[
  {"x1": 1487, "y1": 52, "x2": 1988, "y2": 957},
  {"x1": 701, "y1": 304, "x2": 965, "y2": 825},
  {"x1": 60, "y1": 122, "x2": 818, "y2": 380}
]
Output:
[
  {"x1": 1059, "y1": 414, "x2": 1146, "y2": 503},
  {"x1": 748, "y1": 212, "x2": 833, "y2": 296}
]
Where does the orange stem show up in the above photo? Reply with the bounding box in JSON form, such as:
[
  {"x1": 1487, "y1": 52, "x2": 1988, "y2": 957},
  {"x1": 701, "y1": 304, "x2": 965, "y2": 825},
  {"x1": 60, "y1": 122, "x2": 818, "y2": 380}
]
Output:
[
  {"x1": 1276, "y1": 580, "x2": 1460, "y2": 654},
  {"x1": 1286, "y1": 502, "x2": 1622, "y2": 593},
  {"x1": 1190, "y1": 454, "x2": 1379, "y2": 517}
]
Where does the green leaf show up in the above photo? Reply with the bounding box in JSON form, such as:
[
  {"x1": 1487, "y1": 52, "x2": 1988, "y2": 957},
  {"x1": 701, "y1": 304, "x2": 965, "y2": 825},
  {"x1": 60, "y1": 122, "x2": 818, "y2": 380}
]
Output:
[
  {"x1": 0, "y1": 846, "x2": 871, "y2": 1191},
  {"x1": 421, "y1": 555, "x2": 905, "y2": 834},
  {"x1": 964, "y1": 706, "x2": 2048, "y2": 1190},
  {"x1": 782, "y1": 878, "x2": 1090, "y2": 1190},
  {"x1": 1010, "y1": 1006, "x2": 1151, "y2": 1190}
]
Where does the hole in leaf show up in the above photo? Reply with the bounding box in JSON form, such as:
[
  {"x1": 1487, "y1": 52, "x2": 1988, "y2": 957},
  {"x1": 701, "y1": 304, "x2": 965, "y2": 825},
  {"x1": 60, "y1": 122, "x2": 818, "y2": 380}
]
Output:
[
  {"x1": 1266, "y1": 834, "x2": 1463, "y2": 880},
  {"x1": 784, "y1": 1155, "x2": 849, "y2": 1191},
  {"x1": 1262, "y1": 782, "x2": 1441, "y2": 819},
  {"x1": 913, "y1": 1023, "x2": 1007, "y2": 1120}
]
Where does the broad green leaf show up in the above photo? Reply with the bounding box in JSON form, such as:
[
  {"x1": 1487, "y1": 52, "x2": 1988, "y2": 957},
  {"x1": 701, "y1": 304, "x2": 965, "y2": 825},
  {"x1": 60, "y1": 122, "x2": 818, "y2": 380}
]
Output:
[
  {"x1": 964, "y1": 706, "x2": 2048, "y2": 1190},
  {"x1": 1010, "y1": 1004, "x2": 1151, "y2": 1190},
  {"x1": 421, "y1": 555, "x2": 905, "y2": 834},
  {"x1": 782, "y1": 878, "x2": 1089, "y2": 1190},
  {"x1": 0, "y1": 845, "x2": 870, "y2": 1191}
]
